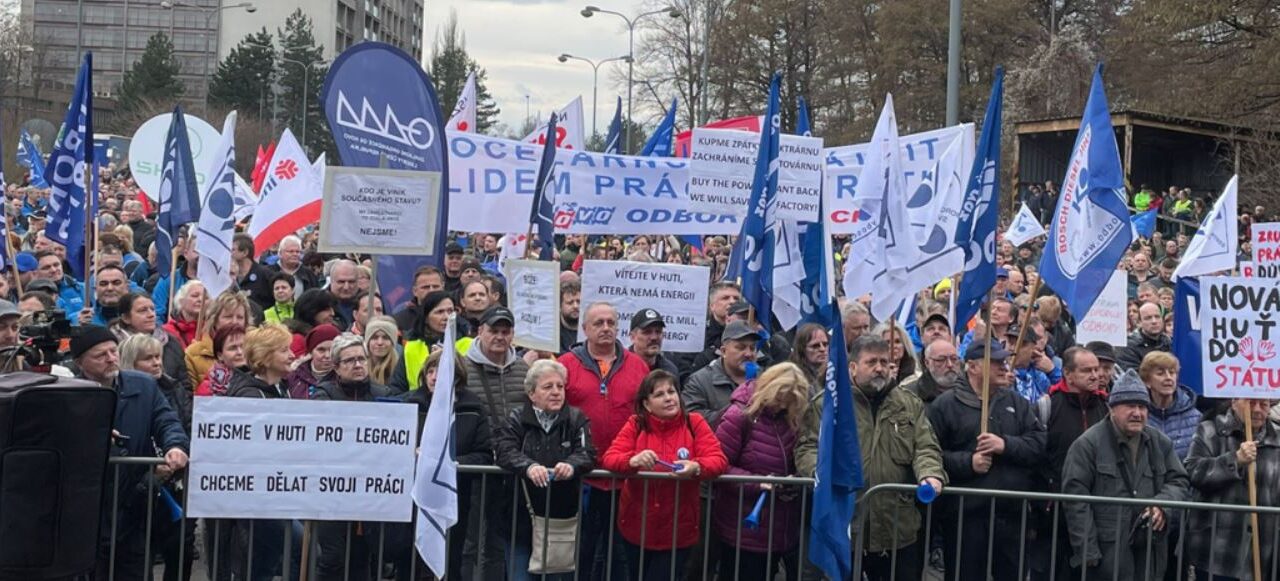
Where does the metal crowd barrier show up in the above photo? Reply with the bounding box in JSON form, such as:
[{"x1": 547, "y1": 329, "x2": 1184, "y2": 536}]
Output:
[{"x1": 99, "y1": 459, "x2": 1280, "y2": 581}]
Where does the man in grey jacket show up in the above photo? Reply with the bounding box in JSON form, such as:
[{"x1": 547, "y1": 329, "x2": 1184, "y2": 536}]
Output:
[
  {"x1": 682, "y1": 320, "x2": 758, "y2": 426},
  {"x1": 1061, "y1": 369, "x2": 1189, "y2": 581}
]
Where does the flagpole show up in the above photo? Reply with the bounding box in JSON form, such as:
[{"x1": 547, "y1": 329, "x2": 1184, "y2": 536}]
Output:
[
  {"x1": 1245, "y1": 414, "x2": 1263, "y2": 581},
  {"x1": 82, "y1": 183, "x2": 93, "y2": 308},
  {"x1": 978, "y1": 290, "x2": 994, "y2": 435},
  {"x1": 166, "y1": 241, "x2": 180, "y2": 321},
  {"x1": 1009, "y1": 276, "x2": 1043, "y2": 362},
  {"x1": 5, "y1": 216, "x2": 22, "y2": 297}
]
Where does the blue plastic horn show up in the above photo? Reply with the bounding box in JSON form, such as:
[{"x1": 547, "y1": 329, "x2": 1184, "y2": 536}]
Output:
[
  {"x1": 916, "y1": 482, "x2": 938, "y2": 505},
  {"x1": 745, "y1": 361, "x2": 760, "y2": 380},
  {"x1": 159, "y1": 487, "x2": 184, "y2": 522},
  {"x1": 744, "y1": 490, "x2": 769, "y2": 530}
]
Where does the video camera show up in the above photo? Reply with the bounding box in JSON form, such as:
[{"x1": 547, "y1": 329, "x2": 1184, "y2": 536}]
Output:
[{"x1": 1, "y1": 310, "x2": 79, "y2": 372}]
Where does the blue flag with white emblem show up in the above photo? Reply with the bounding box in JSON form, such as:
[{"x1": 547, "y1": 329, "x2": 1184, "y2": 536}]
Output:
[
  {"x1": 808, "y1": 297, "x2": 862, "y2": 580},
  {"x1": 1131, "y1": 209, "x2": 1157, "y2": 239},
  {"x1": 44, "y1": 53, "x2": 93, "y2": 281},
  {"x1": 739, "y1": 73, "x2": 796, "y2": 325},
  {"x1": 529, "y1": 113, "x2": 558, "y2": 261},
  {"x1": 640, "y1": 98, "x2": 678, "y2": 157},
  {"x1": 797, "y1": 97, "x2": 833, "y2": 326},
  {"x1": 156, "y1": 106, "x2": 202, "y2": 278},
  {"x1": 953, "y1": 68, "x2": 1004, "y2": 332},
  {"x1": 1039, "y1": 64, "x2": 1132, "y2": 318},
  {"x1": 604, "y1": 96, "x2": 624, "y2": 154},
  {"x1": 19, "y1": 130, "x2": 49, "y2": 188}
]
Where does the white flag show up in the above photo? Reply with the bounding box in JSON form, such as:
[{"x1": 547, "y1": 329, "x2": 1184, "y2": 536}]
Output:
[
  {"x1": 246, "y1": 129, "x2": 320, "y2": 257},
  {"x1": 874, "y1": 130, "x2": 969, "y2": 317},
  {"x1": 413, "y1": 314, "x2": 458, "y2": 578},
  {"x1": 448, "y1": 72, "x2": 477, "y2": 133},
  {"x1": 230, "y1": 174, "x2": 258, "y2": 221},
  {"x1": 1004, "y1": 202, "x2": 1047, "y2": 247},
  {"x1": 1173, "y1": 175, "x2": 1238, "y2": 281},
  {"x1": 522, "y1": 96, "x2": 586, "y2": 151},
  {"x1": 498, "y1": 232, "x2": 528, "y2": 269},
  {"x1": 195, "y1": 112, "x2": 239, "y2": 299}
]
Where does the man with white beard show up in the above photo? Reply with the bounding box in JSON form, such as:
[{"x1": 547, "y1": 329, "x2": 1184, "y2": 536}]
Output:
[{"x1": 904, "y1": 339, "x2": 962, "y2": 406}]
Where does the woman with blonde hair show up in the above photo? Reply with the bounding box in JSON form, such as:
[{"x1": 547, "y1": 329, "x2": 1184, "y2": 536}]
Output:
[
  {"x1": 712, "y1": 362, "x2": 810, "y2": 581},
  {"x1": 228, "y1": 324, "x2": 294, "y2": 398},
  {"x1": 364, "y1": 315, "x2": 400, "y2": 385},
  {"x1": 184, "y1": 290, "x2": 252, "y2": 388}
]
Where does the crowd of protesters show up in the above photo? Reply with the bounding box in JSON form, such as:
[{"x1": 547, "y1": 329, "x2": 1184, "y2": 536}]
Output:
[{"x1": 4, "y1": 170, "x2": 1277, "y2": 581}]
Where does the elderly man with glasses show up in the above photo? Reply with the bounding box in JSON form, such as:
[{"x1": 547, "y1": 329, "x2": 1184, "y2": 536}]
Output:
[{"x1": 903, "y1": 338, "x2": 961, "y2": 405}]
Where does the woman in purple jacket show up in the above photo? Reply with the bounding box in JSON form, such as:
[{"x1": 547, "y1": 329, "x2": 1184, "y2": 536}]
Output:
[{"x1": 712, "y1": 362, "x2": 811, "y2": 581}]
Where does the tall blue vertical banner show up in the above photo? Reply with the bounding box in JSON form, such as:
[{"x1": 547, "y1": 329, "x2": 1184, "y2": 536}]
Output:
[
  {"x1": 44, "y1": 53, "x2": 93, "y2": 282},
  {"x1": 953, "y1": 68, "x2": 1004, "y2": 333},
  {"x1": 809, "y1": 297, "x2": 862, "y2": 580},
  {"x1": 528, "y1": 114, "x2": 558, "y2": 261},
  {"x1": 1039, "y1": 64, "x2": 1132, "y2": 318},
  {"x1": 1172, "y1": 277, "x2": 1202, "y2": 394},
  {"x1": 739, "y1": 73, "x2": 783, "y2": 323},
  {"x1": 321, "y1": 43, "x2": 449, "y2": 311}
]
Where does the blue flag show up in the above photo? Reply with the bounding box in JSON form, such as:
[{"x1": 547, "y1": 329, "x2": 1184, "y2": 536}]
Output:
[
  {"x1": 44, "y1": 53, "x2": 93, "y2": 282},
  {"x1": 796, "y1": 97, "x2": 833, "y2": 326},
  {"x1": 1131, "y1": 208, "x2": 1157, "y2": 238},
  {"x1": 640, "y1": 98, "x2": 678, "y2": 157},
  {"x1": 321, "y1": 42, "x2": 449, "y2": 312},
  {"x1": 738, "y1": 73, "x2": 783, "y2": 324},
  {"x1": 1172, "y1": 277, "x2": 1202, "y2": 394},
  {"x1": 155, "y1": 107, "x2": 202, "y2": 278},
  {"x1": 604, "y1": 96, "x2": 624, "y2": 154},
  {"x1": 1039, "y1": 64, "x2": 1133, "y2": 318},
  {"x1": 953, "y1": 68, "x2": 1004, "y2": 332},
  {"x1": 529, "y1": 113, "x2": 558, "y2": 261},
  {"x1": 18, "y1": 130, "x2": 49, "y2": 188},
  {"x1": 809, "y1": 297, "x2": 863, "y2": 580}
]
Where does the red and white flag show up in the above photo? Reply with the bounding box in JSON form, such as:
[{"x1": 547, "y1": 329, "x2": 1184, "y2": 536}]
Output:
[
  {"x1": 498, "y1": 233, "x2": 528, "y2": 269},
  {"x1": 522, "y1": 96, "x2": 585, "y2": 151},
  {"x1": 448, "y1": 72, "x2": 477, "y2": 133},
  {"x1": 247, "y1": 129, "x2": 320, "y2": 257}
]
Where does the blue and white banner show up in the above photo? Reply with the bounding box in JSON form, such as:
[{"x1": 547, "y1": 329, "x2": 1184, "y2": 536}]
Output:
[
  {"x1": 953, "y1": 68, "x2": 1005, "y2": 332},
  {"x1": 1172, "y1": 277, "x2": 1202, "y2": 393},
  {"x1": 1039, "y1": 64, "x2": 1132, "y2": 318},
  {"x1": 1130, "y1": 209, "x2": 1157, "y2": 239},
  {"x1": 1005, "y1": 202, "x2": 1046, "y2": 247},
  {"x1": 321, "y1": 42, "x2": 449, "y2": 311},
  {"x1": 1173, "y1": 175, "x2": 1238, "y2": 281},
  {"x1": 841, "y1": 95, "x2": 901, "y2": 308},
  {"x1": 45, "y1": 53, "x2": 93, "y2": 281},
  {"x1": 823, "y1": 124, "x2": 974, "y2": 234},
  {"x1": 19, "y1": 130, "x2": 48, "y2": 188},
  {"x1": 687, "y1": 127, "x2": 824, "y2": 221}
]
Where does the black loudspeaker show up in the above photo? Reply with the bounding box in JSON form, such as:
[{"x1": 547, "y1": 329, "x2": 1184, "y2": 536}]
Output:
[{"x1": 0, "y1": 372, "x2": 116, "y2": 580}]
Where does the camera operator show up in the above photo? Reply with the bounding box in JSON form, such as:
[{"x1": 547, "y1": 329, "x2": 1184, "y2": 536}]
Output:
[
  {"x1": 0, "y1": 299, "x2": 19, "y2": 350},
  {"x1": 72, "y1": 325, "x2": 190, "y2": 581}
]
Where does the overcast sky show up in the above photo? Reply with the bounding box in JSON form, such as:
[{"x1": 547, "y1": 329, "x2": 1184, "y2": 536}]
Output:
[{"x1": 424, "y1": 0, "x2": 640, "y2": 136}]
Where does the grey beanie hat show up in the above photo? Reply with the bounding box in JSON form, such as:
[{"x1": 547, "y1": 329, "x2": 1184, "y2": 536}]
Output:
[{"x1": 1108, "y1": 369, "x2": 1151, "y2": 408}]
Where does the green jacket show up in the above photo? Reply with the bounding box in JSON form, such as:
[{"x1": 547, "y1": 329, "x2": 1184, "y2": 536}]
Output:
[
  {"x1": 263, "y1": 302, "x2": 295, "y2": 325},
  {"x1": 797, "y1": 384, "x2": 946, "y2": 553}
]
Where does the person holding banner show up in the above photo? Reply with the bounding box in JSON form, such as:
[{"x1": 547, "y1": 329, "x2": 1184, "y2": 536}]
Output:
[
  {"x1": 494, "y1": 359, "x2": 596, "y2": 581},
  {"x1": 1185, "y1": 398, "x2": 1280, "y2": 581}
]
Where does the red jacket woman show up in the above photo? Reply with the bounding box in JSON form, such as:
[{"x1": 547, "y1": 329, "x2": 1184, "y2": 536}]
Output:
[{"x1": 602, "y1": 370, "x2": 728, "y2": 577}]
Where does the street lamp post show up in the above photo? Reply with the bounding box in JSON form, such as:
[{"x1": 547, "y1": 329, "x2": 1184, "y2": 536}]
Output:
[
  {"x1": 557, "y1": 53, "x2": 631, "y2": 139},
  {"x1": 245, "y1": 41, "x2": 326, "y2": 150},
  {"x1": 160, "y1": 1, "x2": 257, "y2": 114},
  {"x1": 581, "y1": 5, "x2": 681, "y2": 154}
]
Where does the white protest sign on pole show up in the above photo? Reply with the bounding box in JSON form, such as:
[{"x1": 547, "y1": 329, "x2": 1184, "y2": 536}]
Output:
[
  {"x1": 319, "y1": 166, "x2": 442, "y2": 255},
  {"x1": 687, "y1": 127, "x2": 824, "y2": 221},
  {"x1": 1199, "y1": 276, "x2": 1280, "y2": 396},
  {"x1": 823, "y1": 124, "x2": 975, "y2": 234},
  {"x1": 505, "y1": 259, "x2": 560, "y2": 352},
  {"x1": 1076, "y1": 270, "x2": 1129, "y2": 347},
  {"x1": 187, "y1": 397, "x2": 418, "y2": 521},
  {"x1": 1252, "y1": 223, "x2": 1280, "y2": 278},
  {"x1": 579, "y1": 260, "x2": 710, "y2": 352}
]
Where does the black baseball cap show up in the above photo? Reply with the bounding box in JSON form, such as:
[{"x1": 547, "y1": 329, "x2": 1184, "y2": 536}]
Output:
[
  {"x1": 479, "y1": 305, "x2": 514, "y2": 327},
  {"x1": 922, "y1": 313, "x2": 950, "y2": 330},
  {"x1": 1085, "y1": 341, "x2": 1118, "y2": 363},
  {"x1": 722, "y1": 320, "x2": 761, "y2": 344},
  {"x1": 445, "y1": 241, "x2": 464, "y2": 255},
  {"x1": 964, "y1": 341, "x2": 1011, "y2": 362},
  {"x1": 1004, "y1": 324, "x2": 1041, "y2": 346},
  {"x1": 631, "y1": 308, "x2": 665, "y2": 330}
]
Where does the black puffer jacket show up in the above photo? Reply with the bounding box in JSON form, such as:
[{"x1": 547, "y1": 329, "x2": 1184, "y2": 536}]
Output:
[
  {"x1": 226, "y1": 373, "x2": 290, "y2": 398},
  {"x1": 1116, "y1": 330, "x2": 1172, "y2": 371},
  {"x1": 493, "y1": 403, "x2": 595, "y2": 544},
  {"x1": 311, "y1": 378, "x2": 393, "y2": 401}
]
